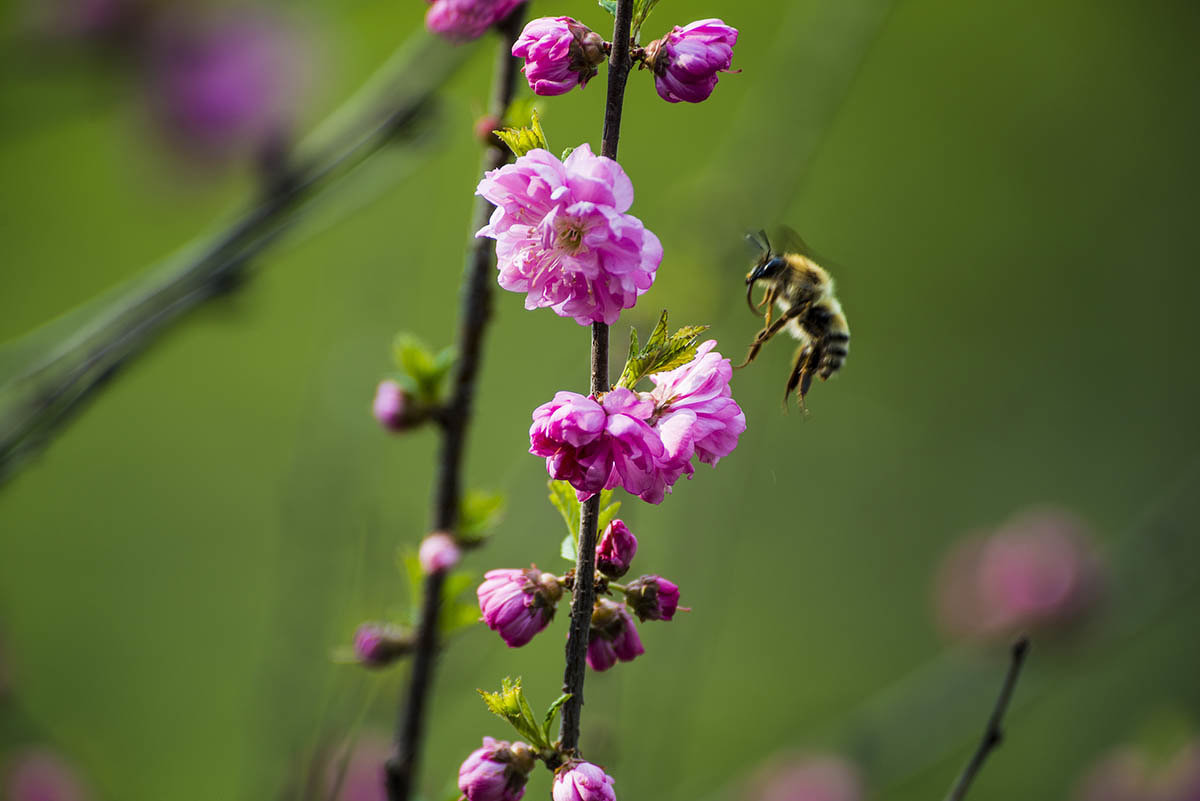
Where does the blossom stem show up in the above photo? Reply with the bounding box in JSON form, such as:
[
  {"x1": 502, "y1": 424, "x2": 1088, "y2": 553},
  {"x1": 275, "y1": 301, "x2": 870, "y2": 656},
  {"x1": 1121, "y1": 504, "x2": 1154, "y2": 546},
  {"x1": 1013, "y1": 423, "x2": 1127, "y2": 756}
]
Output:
[
  {"x1": 384, "y1": 8, "x2": 526, "y2": 801},
  {"x1": 943, "y1": 637, "x2": 1031, "y2": 801},
  {"x1": 558, "y1": 0, "x2": 634, "y2": 757}
]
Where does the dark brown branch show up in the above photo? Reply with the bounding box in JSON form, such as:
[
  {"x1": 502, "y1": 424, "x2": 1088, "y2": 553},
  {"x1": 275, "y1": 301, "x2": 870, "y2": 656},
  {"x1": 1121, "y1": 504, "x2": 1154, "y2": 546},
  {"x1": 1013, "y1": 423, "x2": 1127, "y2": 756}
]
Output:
[
  {"x1": 384, "y1": 9, "x2": 526, "y2": 801},
  {"x1": 0, "y1": 35, "x2": 470, "y2": 486},
  {"x1": 557, "y1": 0, "x2": 633, "y2": 755},
  {"x1": 943, "y1": 637, "x2": 1031, "y2": 801}
]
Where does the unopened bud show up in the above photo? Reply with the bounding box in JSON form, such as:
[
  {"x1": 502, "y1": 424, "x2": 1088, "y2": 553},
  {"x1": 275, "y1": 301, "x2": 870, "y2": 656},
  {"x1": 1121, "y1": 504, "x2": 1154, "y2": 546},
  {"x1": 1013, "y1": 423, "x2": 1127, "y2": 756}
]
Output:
[
  {"x1": 372, "y1": 379, "x2": 411, "y2": 431},
  {"x1": 513, "y1": 17, "x2": 607, "y2": 97},
  {"x1": 418, "y1": 531, "x2": 461, "y2": 574},
  {"x1": 624, "y1": 574, "x2": 680, "y2": 621},
  {"x1": 595, "y1": 519, "x2": 637, "y2": 578},
  {"x1": 352, "y1": 622, "x2": 413, "y2": 668}
]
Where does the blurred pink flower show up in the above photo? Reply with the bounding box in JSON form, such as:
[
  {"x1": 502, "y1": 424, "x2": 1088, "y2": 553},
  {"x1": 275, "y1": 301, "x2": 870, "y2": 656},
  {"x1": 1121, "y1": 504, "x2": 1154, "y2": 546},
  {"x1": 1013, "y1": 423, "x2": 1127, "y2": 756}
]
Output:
[
  {"x1": 1074, "y1": 741, "x2": 1200, "y2": 801},
  {"x1": 426, "y1": 0, "x2": 523, "y2": 43},
  {"x1": 4, "y1": 749, "x2": 93, "y2": 801},
  {"x1": 146, "y1": 12, "x2": 305, "y2": 160},
  {"x1": 326, "y1": 733, "x2": 388, "y2": 801},
  {"x1": 418, "y1": 531, "x2": 461, "y2": 574},
  {"x1": 935, "y1": 507, "x2": 1105, "y2": 641},
  {"x1": 742, "y1": 753, "x2": 864, "y2": 801},
  {"x1": 476, "y1": 144, "x2": 662, "y2": 326}
]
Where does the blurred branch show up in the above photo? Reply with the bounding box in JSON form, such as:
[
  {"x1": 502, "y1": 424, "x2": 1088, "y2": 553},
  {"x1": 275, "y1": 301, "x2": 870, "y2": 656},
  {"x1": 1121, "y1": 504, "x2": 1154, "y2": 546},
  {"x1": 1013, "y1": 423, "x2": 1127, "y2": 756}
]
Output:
[
  {"x1": 943, "y1": 637, "x2": 1030, "y2": 801},
  {"x1": 0, "y1": 31, "x2": 474, "y2": 486},
  {"x1": 383, "y1": 9, "x2": 526, "y2": 801}
]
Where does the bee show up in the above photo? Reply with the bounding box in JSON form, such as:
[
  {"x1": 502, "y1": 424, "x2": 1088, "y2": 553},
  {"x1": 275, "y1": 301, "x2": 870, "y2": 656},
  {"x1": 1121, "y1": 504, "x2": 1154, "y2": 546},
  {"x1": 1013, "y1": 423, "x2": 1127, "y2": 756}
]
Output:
[{"x1": 739, "y1": 228, "x2": 850, "y2": 406}]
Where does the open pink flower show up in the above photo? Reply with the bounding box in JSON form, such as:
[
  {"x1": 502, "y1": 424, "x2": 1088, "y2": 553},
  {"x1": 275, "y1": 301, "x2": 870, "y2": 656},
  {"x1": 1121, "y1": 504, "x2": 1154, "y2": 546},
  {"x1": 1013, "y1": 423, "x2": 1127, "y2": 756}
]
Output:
[
  {"x1": 513, "y1": 17, "x2": 606, "y2": 95},
  {"x1": 553, "y1": 761, "x2": 616, "y2": 801},
  {"x1": 478, "y1": 567, "x2": 563, "y2": 647},
  {"x1": 649, "y1": 339, "x2": 746, "y2": 467},
  {"x1": 426, "y1": 0, "x2": 523, "y2": 42},
  {"x1": 645, "y1": 19, "x2": 738, "y2": 103},
  {"x1": 476, "y1": 144, "x2": 662, "y2": 325}
]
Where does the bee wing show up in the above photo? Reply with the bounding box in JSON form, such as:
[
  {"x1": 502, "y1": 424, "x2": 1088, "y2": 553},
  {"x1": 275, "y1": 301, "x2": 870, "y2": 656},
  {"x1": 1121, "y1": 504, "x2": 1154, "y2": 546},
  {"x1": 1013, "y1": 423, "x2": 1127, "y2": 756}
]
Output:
[
  {"x1": 744, "y1": 228, "x2": 772, "y2": 255},
  {"x1": 770, "y1": 224, "x2": 851, "y2": 286}
]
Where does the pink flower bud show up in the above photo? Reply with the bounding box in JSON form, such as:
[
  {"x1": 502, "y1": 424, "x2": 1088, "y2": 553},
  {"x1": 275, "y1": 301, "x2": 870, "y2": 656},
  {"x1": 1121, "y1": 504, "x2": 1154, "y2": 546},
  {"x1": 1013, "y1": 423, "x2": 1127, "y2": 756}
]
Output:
[
  {"x1": 418, "y1": 531, "x2": 461, "y2": 574},
  {"x1": 477, "y1": 567, "x2": 563, "y2": 647},
  {"x1": 645, "y1": 19, "x2": 738, "y2": 104},
  {"x1": 352, "y1": 623, "x2": 412, "y2": 668},
  {"x1": 595, "y1": 519, "x2": 638, "y2": 578},
  {"x1": 373, "y1": 379, "x2": 410, "y2": 431},
  {"x1": 552, "y1": 760, "x2": 616, "y2": 801},
  {"x1": 513, "y1": 17, "x2": 607, "y2": 96},
  {"x1": 587, "y1": 599, "x2": 643, "y2": 671},
  {"x1": 475, "y1": 114, "x2": 502, "y2": 145},
  {"x1": 458, "y1": 738, "x2": 537, "y2": 801},
  {"x1": 624, "y1": 575, "x2": 680, "y2": 621},
  {"x1": 426, "y1": 0, "x2": 523, "y2": 43},
  {"x1": 3, "y1": 749, "x2": 93, "y2": 801}
]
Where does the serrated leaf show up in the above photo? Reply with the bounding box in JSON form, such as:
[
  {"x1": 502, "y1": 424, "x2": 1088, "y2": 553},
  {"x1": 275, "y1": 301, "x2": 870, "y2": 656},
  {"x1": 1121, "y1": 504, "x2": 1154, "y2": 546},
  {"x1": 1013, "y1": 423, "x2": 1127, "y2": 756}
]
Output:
[
  {"x1": 541, "y1": 693, "x2": 572, "y2": 743},
  {"x1": 615, "y1": 310, "x2": 710, "y2": 389},
  {"x1": 460, "y1": 490, "x2": 505, "y2": 541},
  {"x1": 477, "y1": 678, "x2": 550, "y2": 749},
  {"x1": 560, "y1": 532, "x2": 577, "y2": 563},
  {"x1": 561, "y1": 146, "x2": 575, "y2": 161},
  {"x1": 598, "y1": 0, "x2": 617, "y2": 16},
  {"x1": 494, "y1": 110, "x2": 549, "y2": 158},
  {"x1": 548, "y1": 480, "x2": 581, "y2": 544}
]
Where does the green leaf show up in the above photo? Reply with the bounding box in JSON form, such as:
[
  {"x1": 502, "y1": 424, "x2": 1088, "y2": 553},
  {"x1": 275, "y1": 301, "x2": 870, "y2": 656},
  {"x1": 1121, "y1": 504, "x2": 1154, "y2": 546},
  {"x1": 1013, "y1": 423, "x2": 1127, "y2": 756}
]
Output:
[
  {"x1": 630, "y1": 0, "x2": 662, "y2": 42},
  {"x1": 548, "y1": 480, "x2": 581, "y2": 544},
  {"x1": 478, "y1": 678, "x2": 550, "y2": 749},
  {"x1": 494, "y1": 110, "x2": 549, "y2": 158},
  {"x1": 393, "y1": 333, "x2": 454, "y2": 402},
  {"x1": 541, "y1": 693, "x2": 572, "y2": 743},
  {"x1": 598, "y1": 0, "x2": 617, "y2": 16},
  {"x1": 460, "y1": 490, "x2": 505, "y2": 541},
  {"x1": 598, "y1": 498, "x2": 622, "y2": 532},
  {"x1": 560, "y1": 533, "x2": 577, "y2": 563},
  {"x1": 560, "y1": 146, "x2": 576, "y2": 161},
  {"x1": 615, "y1": 310, "x2": 710, "y2": 389},
  {"x1": 399, "y1": 550, "x2": 423, "y2": 625}
]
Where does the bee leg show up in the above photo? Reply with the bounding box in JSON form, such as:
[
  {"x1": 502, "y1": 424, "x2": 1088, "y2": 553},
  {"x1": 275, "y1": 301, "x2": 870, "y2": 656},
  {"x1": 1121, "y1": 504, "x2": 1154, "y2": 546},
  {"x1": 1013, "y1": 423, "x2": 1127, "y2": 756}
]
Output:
[
  {"x1": 737, "y1": 303, "x2": 808, "y2": 369},
  {"x1": 761, "y1": 287, "x2": 778, "y2": 327},
  {"x1": 784, "y1": 345, "x2": 813, "y2": 408}
]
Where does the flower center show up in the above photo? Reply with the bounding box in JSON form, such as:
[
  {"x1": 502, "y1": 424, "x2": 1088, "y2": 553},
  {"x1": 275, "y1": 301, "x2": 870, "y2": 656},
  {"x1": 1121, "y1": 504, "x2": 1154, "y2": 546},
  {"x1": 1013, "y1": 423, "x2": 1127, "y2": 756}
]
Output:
[{"x1": 555, "y1": 217, "x2": 587, "y2": 255}]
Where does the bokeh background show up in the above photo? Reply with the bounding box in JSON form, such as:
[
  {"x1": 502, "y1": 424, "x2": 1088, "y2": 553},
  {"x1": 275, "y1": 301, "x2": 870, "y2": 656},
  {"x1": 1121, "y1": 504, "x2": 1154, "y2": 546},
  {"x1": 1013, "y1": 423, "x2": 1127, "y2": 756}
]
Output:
[{"x1": 2, "y1": 0, "x2": 1199, "y2": 800}]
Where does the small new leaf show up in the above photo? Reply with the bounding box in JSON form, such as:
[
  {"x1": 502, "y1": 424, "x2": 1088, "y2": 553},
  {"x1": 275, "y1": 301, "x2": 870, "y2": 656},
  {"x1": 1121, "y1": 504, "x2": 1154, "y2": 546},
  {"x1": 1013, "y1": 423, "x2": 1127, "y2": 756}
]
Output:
[
  {"x1": 478, "y1": 678, "x2": 550, "y2": 750},
  {"x1": 615, "y1": 310, "x2": 710, "y2": 389},
  {"x1": 560, "y1": 533, "x2": 577, "y2": 563},
  {"x1": 548, "y1": 480, "x2": 581, "y2": 544},
  {"x1": 598, "y1": 497, "x2": 622, "y2": 532},
  {"x1": 630, "y1": 0, "x2": 662, "y2": 42},
  {"x1": 598, "y1": 0, "x2": 617, "y2": 16},
  {"x1": 399, "y1": 550, "x2": 423, "y2": 626},
  {"x1": 460, "y1": 490, "x2": 505, "y2": 542},
  {"x1": 542, "y1": 693, "x2": 572, "y2": 743},
  {"x1": 494, "y1": 110, "x2": 549, "y2": 158},
  {"x1": 393, "y1": 333, "x2": 454, "y2": 402}
]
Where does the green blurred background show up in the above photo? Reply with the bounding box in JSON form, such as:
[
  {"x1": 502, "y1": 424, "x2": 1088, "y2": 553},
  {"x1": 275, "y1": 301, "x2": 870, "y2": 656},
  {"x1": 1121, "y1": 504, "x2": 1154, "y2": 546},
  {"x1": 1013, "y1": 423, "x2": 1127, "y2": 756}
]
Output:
[{"x1": 2, "y1": 0, "x2": 1199, "y2": 799}]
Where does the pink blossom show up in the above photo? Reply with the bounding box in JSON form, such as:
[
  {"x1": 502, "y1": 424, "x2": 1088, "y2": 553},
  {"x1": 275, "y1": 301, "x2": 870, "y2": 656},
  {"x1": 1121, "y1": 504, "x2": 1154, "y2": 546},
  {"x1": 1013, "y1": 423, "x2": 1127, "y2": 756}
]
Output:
[
  {"x1": 645, "y1": 18, "x2": 738, "y2": 103},
  {"x1": 418, "y1": 531, "x2": 461, "y2": 574},
  {"x1": 743, "y1": 753, "x2": 864, "y2": 801},
  {"x1": 426, "y1": 0, "x2": 523, "y2": 43},
  {"x1": 587, "y1": 599, "x2": 643, "y2": 671},
  {"x1": 476, "y1": 144, "x2": 662, "y2": 325},
  {"x1": 935, "y1": 507, "x2": 1106, "y2": 642},
  {"x1": 624, "y1": 575, "x2": 680, "y2": 621},
  {"x1": 477, "y1": 567, "x2": 563, "y2": 647},
  {"x1": 595, "y1": 519, "x2": 637, "y2": 578},
  {"x1": 553, "y1": 761, "x2": 616, "y2": 801},
  {"x1": 4, "y1": 749, "x2": 92, "y2": 801},
  {"x1": 1073, "y1": 741, "x2": 1200, "y2": 801},
  {"x1": 513, "y1": 17, "x2": 607, "y2": 96},
  {"x1": 329, "y1": 733, "x2": 389, "y2": 801},
  {"x1": 649, "y1": 339, "x2": 746, "y2": 467},
  {"x1": 458, "y1": 738, "x2": 537, "y2": 801}
]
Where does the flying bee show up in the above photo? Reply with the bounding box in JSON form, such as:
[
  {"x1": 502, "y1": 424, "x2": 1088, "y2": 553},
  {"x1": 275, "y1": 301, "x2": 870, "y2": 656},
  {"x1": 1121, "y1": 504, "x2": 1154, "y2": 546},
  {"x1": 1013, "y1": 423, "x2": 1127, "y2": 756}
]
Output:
[{"x1": 739, "y1": 228, "x2": 850, "y2": 406}]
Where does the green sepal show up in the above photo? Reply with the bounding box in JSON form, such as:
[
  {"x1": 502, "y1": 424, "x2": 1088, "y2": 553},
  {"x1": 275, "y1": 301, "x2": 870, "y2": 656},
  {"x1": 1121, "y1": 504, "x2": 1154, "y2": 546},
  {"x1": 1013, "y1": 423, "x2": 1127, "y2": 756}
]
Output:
[
  {"x1": 494, "y1": 110, "x2": 549, "y2": 158},
  {"x1": 478, "y1": 677, "x2": 552, "y2": 750},
  {"x1": 615, "y1": 310, "x2": 709, "y2": 389},
  {"x1": 459, "y1": 490, "x2": 505, "y2": 542}
]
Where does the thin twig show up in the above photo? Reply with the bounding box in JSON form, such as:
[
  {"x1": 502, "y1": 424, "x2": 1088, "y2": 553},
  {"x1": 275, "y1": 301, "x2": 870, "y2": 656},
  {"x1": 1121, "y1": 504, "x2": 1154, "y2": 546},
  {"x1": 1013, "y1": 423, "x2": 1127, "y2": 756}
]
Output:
[
  {"x1": 557, "y1": 0, "x2": 634, "y2": 756},
  {"x1": 383, "y1": 9, "x2": 526, "y2": 801},
  {"x1": 0, "y1": 34, "x2": 471, "y2": 486},
  {"x1": 943, "y1": 637, "x2": 1031, "y2": 801}
]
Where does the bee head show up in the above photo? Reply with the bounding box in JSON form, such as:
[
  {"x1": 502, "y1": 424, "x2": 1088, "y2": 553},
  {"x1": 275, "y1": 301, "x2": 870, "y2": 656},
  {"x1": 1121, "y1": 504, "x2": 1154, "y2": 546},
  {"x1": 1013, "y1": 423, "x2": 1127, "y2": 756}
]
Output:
[{"x1": 746, "y1": 256, "x2": 786, "y2": 285}]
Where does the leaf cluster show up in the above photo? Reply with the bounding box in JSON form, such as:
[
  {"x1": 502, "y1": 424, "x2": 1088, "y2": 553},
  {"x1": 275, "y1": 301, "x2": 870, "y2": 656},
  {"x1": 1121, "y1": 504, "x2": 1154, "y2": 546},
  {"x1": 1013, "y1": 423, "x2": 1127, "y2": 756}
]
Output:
[
  {"x1": 478, "y1": 677, "x2": 570, "y2": 752},
  {"x1": 494, "y1": 110, "x2": 549, "y2": 158},
  {"x1": 392, "y1": 333, "x2": 456, "y2": 404},
  {"x1": 615, "y1": 310, "x2": 708, "y2": 390}
]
